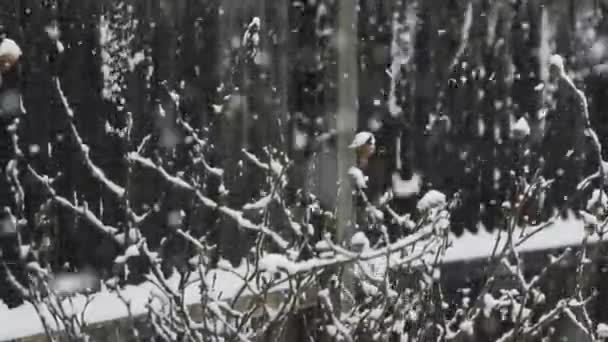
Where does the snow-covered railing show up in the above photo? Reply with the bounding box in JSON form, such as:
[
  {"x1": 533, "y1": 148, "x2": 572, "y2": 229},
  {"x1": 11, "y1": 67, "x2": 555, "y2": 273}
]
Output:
[
  {"x1": 2, "y1": 215, "x2": 596, "y2": 341},
  {"x1": 0, "y1": 264, "x2": 313, "y2": 342},
  {"x1": 440, "y1": 214, "x2": 600, "y2": 264}
]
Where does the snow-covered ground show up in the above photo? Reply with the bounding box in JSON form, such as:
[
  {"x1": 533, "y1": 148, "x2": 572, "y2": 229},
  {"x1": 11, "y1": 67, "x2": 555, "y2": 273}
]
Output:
[{"x1": 0, "y1": 215, "x2": 595, "y2": 341}]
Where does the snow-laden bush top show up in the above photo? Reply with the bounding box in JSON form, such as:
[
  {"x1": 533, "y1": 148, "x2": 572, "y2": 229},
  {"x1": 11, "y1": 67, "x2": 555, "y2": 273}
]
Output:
[
  {"x1": 416, "y1": 190, "x2": 447, "y2": 212},
  {"x1": 350, "y1": 231, "x2": 370, "y2": 249}
]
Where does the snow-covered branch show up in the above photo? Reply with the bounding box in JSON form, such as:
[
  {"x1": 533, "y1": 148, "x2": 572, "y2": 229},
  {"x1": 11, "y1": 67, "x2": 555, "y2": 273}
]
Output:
[{"x1": 28, "y1": 166, "x2": 120, "y2": 239}]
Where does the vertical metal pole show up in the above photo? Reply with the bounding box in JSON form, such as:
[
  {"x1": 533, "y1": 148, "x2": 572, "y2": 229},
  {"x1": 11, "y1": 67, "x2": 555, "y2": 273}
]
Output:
[
  {"x1": 336, "y1": 0, "x2": 357, "y2": 245},
  {"x1": 335, "y1": 0, "x2": 358, "y2": 312}
]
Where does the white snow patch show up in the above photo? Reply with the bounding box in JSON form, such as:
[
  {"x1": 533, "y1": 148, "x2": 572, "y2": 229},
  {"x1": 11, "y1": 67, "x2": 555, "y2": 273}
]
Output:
[
  {"x1": 349, "y1": 131, "x2": 375, "y2": 149},
  {"x1": 597, "y1": 323, "x2": 608, "y2": 338},
  {"x1": 259, "y1": 253, "x2": 297, "y2": 274},
  {"x1": 512, "y1": 117, "x2": 530, "y2": 140},
  {"x1": 350, "y1": 232, "x2": 370, "y2": 249},
  {"x1": 483, "y1": 293, "x2": 497, "y2": 317},
  {"x1": 348, "y1": 166, "x2": 368, "y2": 189},
  {"x1": 293, "y1": 128, "x2": 308, "y2": 150},
  {"x1": 0, "y1": 38, "x2": 21, "y2": 63},
  {"x1": 270, "y1": 159, "x2": 284, "y2": 177},
  {"x1": 128, "y1": 51, "x2": 145, "y2": 71},
  {"x1": 580, "y1": 211, "x2": 598, "y2": 229},
  {"x1": 392, "y1": 172, "x2": 422, "y2": 198},
  {"x1": 55, "y1": 41, "x2": 65, "y2": 54},
  {"x1": 587, "y1": 189, "x2": 608, "y2": 211},
  {"x1": 114, "y1": 245, "x2": 141, "y2": 264},
  {"x1": 416, "y1": 190, "x2": 447, "y2": 212},
  {"x1": 367, "y1": 205, "x2": 384, "y2": 221},
  {"x1": 243, "y1": 195, "x2": 272, "y2": 211},
  {"x1": 459, "y1": 320, "x2": 474, "y2": 336},
  {"x1": 315, "y1": 240, "x2": 331, "y2": 252}
]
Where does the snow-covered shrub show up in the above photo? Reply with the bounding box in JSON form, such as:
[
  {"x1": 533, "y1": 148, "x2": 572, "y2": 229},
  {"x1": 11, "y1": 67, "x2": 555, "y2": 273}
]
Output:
[{"x1": 2, "y1": 4, "x2": 606, "y2": 342}]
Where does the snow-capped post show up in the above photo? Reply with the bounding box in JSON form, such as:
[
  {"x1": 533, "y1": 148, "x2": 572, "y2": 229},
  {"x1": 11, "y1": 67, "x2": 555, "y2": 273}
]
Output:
[
  {"x1": 349, "y1": 131, "x2": 375, "y2": 169},
  {"x1": 335, "y1": 0, "x2": 358, "y2": 315},
  {"x1": 0, "y1": 37, "x2": 22, "y2": 119}
]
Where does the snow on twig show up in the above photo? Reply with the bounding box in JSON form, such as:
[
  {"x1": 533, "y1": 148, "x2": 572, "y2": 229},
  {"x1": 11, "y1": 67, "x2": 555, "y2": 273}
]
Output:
[
  {"x1": 128, "y1": 152, "x2": 289, "y2": 250},
  {"x1": 54, "y1": 78, "x2": 126, "y2": 199},
  {"x1": 28, "y1": 166, "x2": 120, "y2": 239}
]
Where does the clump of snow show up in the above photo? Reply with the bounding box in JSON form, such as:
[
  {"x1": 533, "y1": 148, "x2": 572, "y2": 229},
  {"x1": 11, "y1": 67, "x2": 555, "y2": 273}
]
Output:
[
  {"x1": 29, "y1": 144, "x2": 40, "y2": 155},
  {"x1": 350, "y1": 232, "x2": 370, "y2": 249},
  {"x1": 531, "y1": 288, "x2": 546, "y2": 305},
  {"x1": 325, "y1": 325, "x2": 338, "y2": 337},
  {"x1": 579, "y1": 210, "x2": 598, "y2": 231},
  {"x1": 270, "y1": 158, "x2": 284, "y2": 177},
  {"x1": 416, "y1": 190, "x2": 447, "y2": 212},
  {"x1": 369, "y1": 308, "x2": 384, "y2": 320},
  {"x1": 512, "y1": 117, "x2": 530, "y2": 140},
  {"x1": 167, "y1": 210, "x2": 186, "y2": 227},
  {"x1": 216, "y1": 258, "x2": 234, "y2": 270},
  {"x1": 378, "y1": 190, "x2": 393, "y2": 206},
  {"x1": 114, "y1": 245, "x2": 141, "y2": 264},
  {"x1": 597, "y1": 323, "x2": 608, "y2": 338},
  {"x1": 406, "y1": 310, "x2": 418, "y2": 323},
  {"x1": 392, "y1": 319, "x2": 405, "y2": 332},
  {"x1": 366, "y1": 205, "x2": 384, "y2": 221},
  {"x1": 368, "y1": 116, "x2": 383, "y2": 132},
  {"x1": 55, "y1": 40, "x2": 65, "y2": 54},
  {"x1": 392, "y1": 172, "x2": 422, "y2": 198},
  {"x1": 348, "y1": 131, "x2": 375, "y2": 149},
  {"x1": 432, "y1": 268, "x2": 441, "y2": 281},
  {"x1": 44, "y1": 24, "x2": 61, "y2": 41},
  {"x1": 50, "y1": 270, "x2": 99, "y2": 296},
  {"x1": 243, "y1": 195, "x2": 272, "y2": 210},
  {"x1": 315, "y1": 241, "x2": 334, "y2": 258},
  {"x1": 348, "y1": 166, "x2": 368, "y2": 189},
  {"x1": 259, "y1": 253, "x2": 297, "y2": 274},
  {"x1": 0, "y1": 39, "x2": 21, "y2": 58},
  {"x1": 459, "y1": 320, "x2": 474, "y2": 336},
  {"x1": 483, "y1": 293, "x2": 498, "y2": 318},
  {"x1": 128, "y1": 51, "x2": 145, "y2": 71},
  {"x1": 305, "y1": 223, "x2": 314, "y2": 236},
  {"x1": 360, "y1": 281, "x2": 379, "y2": 296}
]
